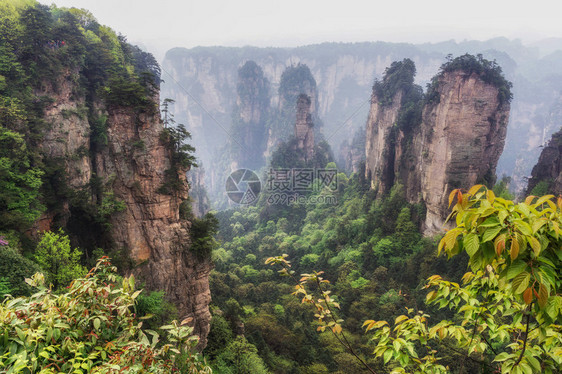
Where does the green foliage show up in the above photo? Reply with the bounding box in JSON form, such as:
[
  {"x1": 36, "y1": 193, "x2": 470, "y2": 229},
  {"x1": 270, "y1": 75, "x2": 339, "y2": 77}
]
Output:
[
  {"x1": 0, "y1": 278, "x2": 11, "y2": 299},
  {"x1": 158, "y1": 124, "x2": 197, "y2": 194},
  {"x1": 278, "y1": 64, "x2": 316, "y2": 107},
  {"x1": 0, "y1": 257, "x2": 211, "y2": 373},
  {"x1": 373, "y1": 58, "x2": 416, "y2": 107},
  {"x1": 205, "y1": 313, "x2": 234, "y2": 359},
  {"x1": 190, "y1": 213, "x2": 219, "y2": 259},
  {"x1": 493, "y1": 175, "x2": 515, "y2": 200},
  {"x1": 136, "y1": 289, "x2": 177, "y2": 330},
  {"x1": 530, "y1": 180, "x2": 550, "y2": 197},
  {"x1": 97, "y1": 190, "x2": 126, "y2": 222},
  {"x1": 34, "y1": 229, "x2": 86, "y2": 289},
  {"x1": 0, "y1": 126, "x2": 44, "y2": 231},
  {"x1": 362, "y1": 186, "x2": 562, "y2": 373},
  {"x1": 208, "y1": 168, "x2": 439, "y2": 371},
  {"x1": 427, "y1": 54, "x2": 513, "y2": 106},
  {"x1": 213, "y1": 336, "x2": 269, "y2": 374},
  {"x1": 0, "y1": 245, "x2": 40, "y2": 296},
  {"x1": 0, "y1": 0, "x2": 162, "y2": 239}
]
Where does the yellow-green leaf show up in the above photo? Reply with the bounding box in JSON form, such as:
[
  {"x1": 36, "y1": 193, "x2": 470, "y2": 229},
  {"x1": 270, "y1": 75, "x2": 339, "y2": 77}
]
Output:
[
  {"x1": 510, "y1": 236, "x2": 519, "y2": 260},
  {"x1": 463, "y1": 233, "x2": 479, "y2": 257},
  {"x1": 512, "y1": 271, "x2": 530, "y2": 294},
  {"x1": 482, "y1": 226, "x2": 502, "y2": 243},
  {"x1": 528, "y1": 236, "x2": 541, "y2": 257}
]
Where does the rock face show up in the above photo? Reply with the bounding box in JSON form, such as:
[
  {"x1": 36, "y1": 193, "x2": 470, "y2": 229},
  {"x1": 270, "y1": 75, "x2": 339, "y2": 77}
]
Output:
[
  {"x1": 163, "y1": 41, "x2": 562, "y2": 199},
  {"x1": 231, "y1": 61, "x2": 270, "y2": 170},
  {"x1": 365, "y1": 57, "x2": 511, "y2": 234},
  {"x1": 364, "y1": 90, "x2": 403, "y2": 195},
  {"x1": 295, "y1": 94, "x2": 315, "y2": 162},
  {"x1": 416, "y1": 70, "x2": 510, "y2": 233},
  {"x1": 36, "y1": 71, "x2": 212, "y2": 347},
  {"x1": 267, "y1": 64, "x2": 319, "y2": 157},
  {"x1": 526, "y1": 128, "x2": 562, "y2": 195}
]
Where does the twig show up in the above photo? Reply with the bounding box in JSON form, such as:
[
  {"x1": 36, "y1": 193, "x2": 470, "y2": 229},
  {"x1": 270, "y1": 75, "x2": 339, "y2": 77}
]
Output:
[
  {"x1": 513, "y1": 303, "x2": 532, "y2": 367},
  {"x1": 315, "y1": 277, "x2": 377, "y2": 374}
]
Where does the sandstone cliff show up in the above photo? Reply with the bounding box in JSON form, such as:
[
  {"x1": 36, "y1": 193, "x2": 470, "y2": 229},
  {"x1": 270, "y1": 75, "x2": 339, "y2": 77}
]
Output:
[
  {"x1": 295, "y1": 94, "x2": 315, "y2": 163},
  {"x1": 36, "y1": 67, "x2": 211, "y2": 346},
  {"x1": 364, "y1": 90, "x2": 403, "y2": 195},
  {"x1": 163, "y1": 41, "x2": 562, "y2": 200},
  {"x1": 416, "y1": 69, "x2": 510, "y2": 233},
  {"x1": 365, "y1": 56, "x2": 511, "y2": 234},
  {"x1": 231, "y1": 61, "x2": 270, "y2": 170},
  {"x1": 526, "y1": 127, "x2": 562, "y2": 195}
]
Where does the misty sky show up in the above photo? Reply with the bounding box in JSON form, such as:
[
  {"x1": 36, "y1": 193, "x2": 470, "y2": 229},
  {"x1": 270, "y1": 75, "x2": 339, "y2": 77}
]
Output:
[{"x1": 37, "y1": 0, "x2": 562, "y2": 60}]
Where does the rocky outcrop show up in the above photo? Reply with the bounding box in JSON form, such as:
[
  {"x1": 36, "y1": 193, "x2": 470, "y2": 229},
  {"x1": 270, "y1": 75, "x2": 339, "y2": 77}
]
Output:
[
  {"x1": 339, "y1": 129, "x2": 366, "y2": 173},
  {"x1": 188, "y1": 166, "x2": 211, "y2": 218},
  {"x1": 365, "y1": 56, "x2": 511, "y2": 234},
  {"x1": 231, "y1": 61, "x2": 270, "y2": 170},
  {"x1": 364, "y1": 90, "x2": 403, "y2": 195},
  {"x1": 295, "y1": 94, "x2": 315, "y2": 162},
  {"x1": 267, "y1": 64, "x2": 319, "y2": 156},
  {"x1": 416, "y1": 70, "x2": 510, "y2": 233},
  {"x1": 36, "y1": 71, "x2": 212, "y2": 347},
  {"x1": 526, "y1": 128, "x2": 562, "y2": 195}
]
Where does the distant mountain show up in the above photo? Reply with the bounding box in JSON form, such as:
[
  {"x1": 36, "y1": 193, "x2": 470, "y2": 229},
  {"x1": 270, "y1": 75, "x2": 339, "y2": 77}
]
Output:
[{"x1": 161, "y1": 38, "x2": 562, "y2": 203}]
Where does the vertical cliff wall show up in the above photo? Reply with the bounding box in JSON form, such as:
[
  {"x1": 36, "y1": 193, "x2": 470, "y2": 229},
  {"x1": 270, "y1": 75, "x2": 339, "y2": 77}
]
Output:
[
  {"x1": 526, "y1": 128, "x2": 562, "y2": 195},
  {"x1": 416, "y1": 69, "x2": 510, "y2": 233},
  {"x1": 295, "y1": 94, "x2": 315, "y2": 163},
  {"x1": 37, "y1": 71, "x2": 212, "y2": 346},
  {"x1": 364, "y1": 90, "x2": 403, "y2": 194},
  {"x1": 365, "y1": 55, "x2": 511, "y2": 234},
  {"x1": 5, "y1": 4, "x2": 212, "y2": 348},
  {"x1": 364, "y1": 59, "x2": 424, "y2": 199},
  {"x1": 231, "y1": 61, "x2": 270, "y2": 170}
]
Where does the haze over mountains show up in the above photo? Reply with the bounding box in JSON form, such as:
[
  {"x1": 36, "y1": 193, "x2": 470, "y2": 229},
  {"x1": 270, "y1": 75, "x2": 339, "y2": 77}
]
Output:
[{"x1": 160, "y1": 37, "x2": 562, "y2": 204}]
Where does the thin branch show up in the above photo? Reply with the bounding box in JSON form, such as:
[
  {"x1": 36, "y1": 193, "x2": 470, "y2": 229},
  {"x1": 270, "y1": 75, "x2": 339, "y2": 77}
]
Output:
[
  {"x1": 441, "y1": 341, "x2": 498, "y2": 371},
  {"x1": 315, "y1": 277, "x2": 377, "y2": 374},
  {"x1": 513, "y1": 303, "x2": 532, "y2": 367},
  {"x1": 279, "y1": 261, "x2": 376, "y2": 374}
]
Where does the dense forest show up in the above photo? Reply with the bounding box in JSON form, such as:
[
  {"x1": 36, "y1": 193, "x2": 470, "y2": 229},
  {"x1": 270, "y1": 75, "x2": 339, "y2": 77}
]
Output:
[{"x1": 1, "y1": 1, "x2": 562, "y2": 374}]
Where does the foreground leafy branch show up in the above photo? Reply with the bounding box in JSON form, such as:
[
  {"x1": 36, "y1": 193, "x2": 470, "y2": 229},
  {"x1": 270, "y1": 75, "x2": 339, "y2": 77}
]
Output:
[
  {"x1": 0, "y1": 257, "x2": 212, "y2": 373},
  {"x1": 265, "y1": 255, "x2": 377, "y2": 374},
  {"x1": 268, "y1": 186, "x2": 562, "y2": 374}
]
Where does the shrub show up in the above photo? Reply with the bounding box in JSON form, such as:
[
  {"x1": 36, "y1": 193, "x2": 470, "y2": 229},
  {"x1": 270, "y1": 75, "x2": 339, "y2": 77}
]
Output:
[{"x1": 0, "y1": 257, "x2": 211, "y2": 373}]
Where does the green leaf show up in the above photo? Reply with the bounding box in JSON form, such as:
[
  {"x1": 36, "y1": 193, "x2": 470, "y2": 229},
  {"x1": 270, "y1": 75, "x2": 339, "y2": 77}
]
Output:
[
  {"x1": 480, "y1": 216, "x2": 500, "y2": 227},
  {"x1": 93, "y1": 318, "x2": 100, "y2": 331},
  {"x1": 383, "y1": 348, "x2": 393, "y2": 364},
  {"x1": 463, "y1": 233, "x2": 480, "y2": 257},
  {"x1": 527, "y1": 236, "x2": 541, "y2": 256},
  {"x1": 506, "y1": 260, "x2": 527, "y2": 280},
  {"x1": 514, "y1": 220, "x2": 532, "y2": 236},
  {"x1": 512, "y1": 271, "x2": 530, "y2": 294},
  {"x1": 493, "y1": 352, "x2": 513, "y2": 362},
  {"x1": 482, "y1": 226, "x2": 502, "y2": 242}
]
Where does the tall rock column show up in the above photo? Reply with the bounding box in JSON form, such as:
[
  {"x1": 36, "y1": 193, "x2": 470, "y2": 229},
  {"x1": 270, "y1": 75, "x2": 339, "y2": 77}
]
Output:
[
  {"x1": 95, "y1": 103, "x2": 212, "y2": 347},
  {"x1": 526, "y1": 128, "x2": 562, "y2": 195},
  {"x1": 364, "y1": 90, "x2": 403, "y2": 195},
  {"x1": 364, "y1": 56, "x2": 511, "y2": 235},
  {"x1": 231, "y1": 60, "x2": 270, "y2": 170},
  {"x1": 295, "y1": 94, "x2": 315, "y2": 163},
  {"x1": 416, "y1": 70, "x2": 510, "y2": 234}
]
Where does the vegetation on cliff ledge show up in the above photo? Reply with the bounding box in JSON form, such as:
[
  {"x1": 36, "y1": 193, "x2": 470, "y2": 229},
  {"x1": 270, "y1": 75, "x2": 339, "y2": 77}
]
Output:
[{"x1": 426, "y1": 53, "x2": 513, "y2": 106}]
